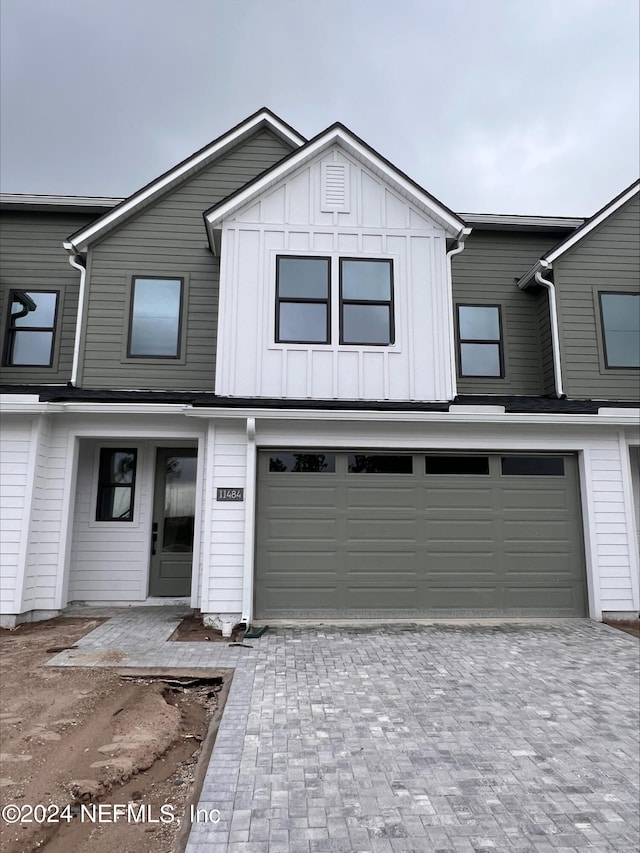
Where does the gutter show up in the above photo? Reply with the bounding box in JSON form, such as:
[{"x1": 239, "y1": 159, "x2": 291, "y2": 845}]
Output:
[
  {"x1": 446, "y1": 228, "x2": 472, "y2": 396},
  {"x1": 65, "y1": 247, "x2": 86, "y2": 387},
  {"x1": 533, "y1": 261, "x2": 565, "y2": 399}
]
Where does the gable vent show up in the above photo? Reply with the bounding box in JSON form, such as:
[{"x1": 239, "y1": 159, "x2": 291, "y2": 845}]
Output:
[{"x1": 321, "y1": 162, "x2": 350, "y2": 212}]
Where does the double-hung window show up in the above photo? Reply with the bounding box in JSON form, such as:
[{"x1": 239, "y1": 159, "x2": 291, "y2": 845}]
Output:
[
  {"x1": 275, "y1": 257, "x2": 330, "y2": 344},
  {"x1": 128, "y1": 277, "x2": 183, "y2": 358},
  {"x1": 4, "y1": 290, "x2": 58, "y2": 366},
  {"x1": 457, "y1": 304, "x2": 504, "y2": 377},
  {"x1": 340, "y1": 259, "x2": 394, "y2": 345},
  {"x1": 599, "y1": 292, "x2": 640, "y2": 368}
]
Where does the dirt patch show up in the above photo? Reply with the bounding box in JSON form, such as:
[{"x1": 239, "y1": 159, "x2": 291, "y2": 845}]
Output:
[
  {"x1": 604, "y1": 617, "x2": 640, "y2": 638},
  {"x1": 170, "y1": 613, "x2": 244, "y2": 643},
  {"x1": 0, "y1": 617, "x2": 230, "y2": 853}
]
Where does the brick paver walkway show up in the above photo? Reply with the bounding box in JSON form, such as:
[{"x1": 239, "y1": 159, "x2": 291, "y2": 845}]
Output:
[{"x1": 49, "y1": 613, "x2": 639, "y2": 852}]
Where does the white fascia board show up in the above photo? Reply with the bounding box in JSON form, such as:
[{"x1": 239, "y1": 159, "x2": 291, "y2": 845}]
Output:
[
  {"x1": 184, "y1": 407, "x2": 640, "y2": 427},
  {"x1": 517, "y1": 258, "x2": 551, "y2": 289},
  {"x1": 544, "y1": 181, "x2": 639, "y2": 264},
  {"x1": 65, "y1": 112, "x2": 305, "y2": 254},
  {"x1": 205, "y1": 128, "x2": 465, "y2": 238}
]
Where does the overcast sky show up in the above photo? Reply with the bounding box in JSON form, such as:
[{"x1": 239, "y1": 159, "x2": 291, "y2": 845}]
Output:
[{"x1": 1, "y1": 0, "x2": 638, "y2": 216}]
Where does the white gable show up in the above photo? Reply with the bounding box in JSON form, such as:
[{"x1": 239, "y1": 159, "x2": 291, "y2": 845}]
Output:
[{"x1": 230, "y1": 146, "x2": 445, "y2": 233}]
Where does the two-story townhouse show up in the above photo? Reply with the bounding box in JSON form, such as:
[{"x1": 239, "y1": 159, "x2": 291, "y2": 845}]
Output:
[{"x1": 1, "y1": 109, "x2": 638, "y2": 631}]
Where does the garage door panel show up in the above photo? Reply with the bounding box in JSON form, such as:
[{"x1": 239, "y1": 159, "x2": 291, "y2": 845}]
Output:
[
  {"x1": 255, "y1": 451, "x2": 587, "y2": 618},
  {"x1": 267, "y1": 518, "x2": 338, "y2": 540},
  {"x1": 501, "y1": 487, "x2": 573, "y2": 511},
  {"x1": 425, "y1": 586, "x2": 500, "y2": 609},
  {"x1": 424, "y1": 488, "x2": 493, "y2": 508},
  {"x1": 503, "y1": 585, "x2": 582, "y2": 612},
  {"x1": 347, "y1": 487, "x2": 417, "y2": 508},
  {"x1": 261, "y1": 585, "x2": 340, "y2": 611},
  {"x1": 346, "y1": 555, "x2": 417, "y2": 574},
  {"x1": 266, "y1": 486, "x2": 339, "y2": 507},
  {"x1": 424, "y1": 519, "x2": 495, "y2": 539},
  {"x1": 347, "y1": 519, "x2": 417, "y2": 541}
]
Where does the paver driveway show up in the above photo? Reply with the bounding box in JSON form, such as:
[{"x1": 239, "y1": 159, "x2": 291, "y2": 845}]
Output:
[
  {"x1": 50, "y1": 614, "x2": 639, "y2": 852},
  {"x1": 187, "y1": 623, "x2": 639, "y2": 853}
]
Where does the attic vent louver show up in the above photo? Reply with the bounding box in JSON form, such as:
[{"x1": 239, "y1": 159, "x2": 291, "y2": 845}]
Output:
[{"x1": 321, "y1": 162, "x2": 350, "y2": 212}]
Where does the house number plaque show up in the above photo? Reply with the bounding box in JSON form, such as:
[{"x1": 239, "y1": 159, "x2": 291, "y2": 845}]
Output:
[{"x1": 216, "y1": 487, "x2": 244, "y2": 502}]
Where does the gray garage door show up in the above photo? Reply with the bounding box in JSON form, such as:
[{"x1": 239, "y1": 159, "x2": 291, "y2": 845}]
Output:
[{"x1": 255, "y1": 451, "x2": 587, "y2": 618}]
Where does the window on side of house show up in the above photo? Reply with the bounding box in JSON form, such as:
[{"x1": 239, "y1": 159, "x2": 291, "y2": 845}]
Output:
[
  {"x1": 128, "y1": 277, "x2": 183, "y2": 358},
  {"x1": 599, "y1": 292, "x2": 640, "y2": 368},
  {"x1": 340, "y1": 259, "x2": 394, "y2": 345},
  {"x1": 3, "y1": 290, "x2": 58, "y2": 367},
  {"x1": 96, "y1": 448, "x2": 137, "y2": 521},
  {"x1": 457, "y1": 304, "x2": 503, "y2": 377},
  {"x1": 275, "y1": 257, "x2": 331, "y2": 344}
]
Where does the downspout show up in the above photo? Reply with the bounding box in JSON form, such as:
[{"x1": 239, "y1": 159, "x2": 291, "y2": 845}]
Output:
[
  {"x1": 534, "y1": 262, "x2": 565, "y2": 398},
  {"x1": 67, "y1": 251, "x2": 86, "y2": 387},
  {"x1": 446, "y1": 228, "x2": 472, "y2": 398}
]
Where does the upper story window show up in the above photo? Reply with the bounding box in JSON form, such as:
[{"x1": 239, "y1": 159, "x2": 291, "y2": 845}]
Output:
[
  {"x1": 3, "y1": 290, "x2": 58, "y2": 367},
  {"x1": 340, "y1": 259, "x2": 394, "y2": 345},
  {"x1": 456, "y1": 304, "x2": 504, "y2": 377},
  {"x1": 275, "y1": 257, "x2": 330, "y2": 344},
  {"x1": 275, "y1": 256, "x2": 394, "y2": 346},
  {"x1": 96, "y1": 448, "x2": 137, "y2": 521},
  {"x1": 128, "y1": 277, "x2": 183, "y2": 358},
  {"x1": 599, "y1": 292, "x2": 640, "y2": 368}
]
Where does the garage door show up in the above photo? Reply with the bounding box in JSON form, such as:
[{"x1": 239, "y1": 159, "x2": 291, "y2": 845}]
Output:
[{"x1": 255, "y1": 451, "x2": 587, "y2": 618}]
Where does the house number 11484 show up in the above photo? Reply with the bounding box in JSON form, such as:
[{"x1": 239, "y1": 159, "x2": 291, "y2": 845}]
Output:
[{"x1": 216, "y1": 488, "x2": 244, "y2": 501}]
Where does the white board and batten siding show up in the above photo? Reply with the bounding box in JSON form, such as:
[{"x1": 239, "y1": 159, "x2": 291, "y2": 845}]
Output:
[{"x1": 215, "y1": 146, "x2": 454, "y2": 402}]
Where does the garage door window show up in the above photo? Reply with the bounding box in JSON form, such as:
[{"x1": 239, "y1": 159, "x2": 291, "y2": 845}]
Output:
[
  {"x1": 269, "y1": 452, "x2": 336, "y2": 473},
  {"x1": 348, "y1": 454, "x2": 413, "y2": 473},
  {"x1": 426, "y1": 456, "x2": 490, "y2": 475},
  {"x1": 501, "y1": 456, "x2": 565, "y2": 476}
]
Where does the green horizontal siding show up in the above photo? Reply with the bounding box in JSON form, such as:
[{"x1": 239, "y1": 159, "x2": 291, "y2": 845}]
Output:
[
  {"x1": 80, "y1": 130, "x2": 293, "y2": 390},
  {"x1": 554, "y1": 196, "x2": 640, "y2": 400},
  {"x1": 451, "y1": 230, "x2": 568, "y2": 395},
  {"x1": 0, "y1": 211, "x2": 97, "y2": 384}
]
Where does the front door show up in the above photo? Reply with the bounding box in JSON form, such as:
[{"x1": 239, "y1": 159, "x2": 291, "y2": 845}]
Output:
[{"x1": 149, "y1": 448, "x2": 197, "y2": 597}]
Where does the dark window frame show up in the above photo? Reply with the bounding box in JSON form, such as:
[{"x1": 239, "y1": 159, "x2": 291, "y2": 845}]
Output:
[
  {"x1": 3, "y1": 289, "x2": 60, "y2": 368},
  {"x1": 500, "y1": 455, "x2": 565, "y2": 477},
  {"x1": 598, "y1": 291, "x2": 640, "y2": 370},
  {"x1": 425, "y1": 455, "x2": 491, "y2": 476},
  {"x1": 275, "y1": 256, "x2": 331, "y2": 345},
  {"x1": 456, "y1": 303, "x2": 505, "y2": 378},
  {"x1": 267, "y1": 451, "x2": 337, "y2": 473},
  {"x1": 339, "y1": 257, "x2": 395, "y2": 346},
  {"x1": 347, "y1": 453, "x2": 413, "y2": 474},
  {"x1": 127, "y1": 276, "x2": 184, "y2": 359},
  {"x1": 96, "y1": 448, "x2": 138, "y2": 522}
]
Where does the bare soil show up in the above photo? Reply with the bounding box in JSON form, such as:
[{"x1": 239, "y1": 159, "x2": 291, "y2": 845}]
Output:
[
  {"x1": 603, "y1": 617, "x2": 640, "y2": 638},
  {"x1": 0, "y1": 617, "x2": 229, "y2": 853},
  {"x1": 170, "y1": 613, "x2": 243, "y2": 643}
]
